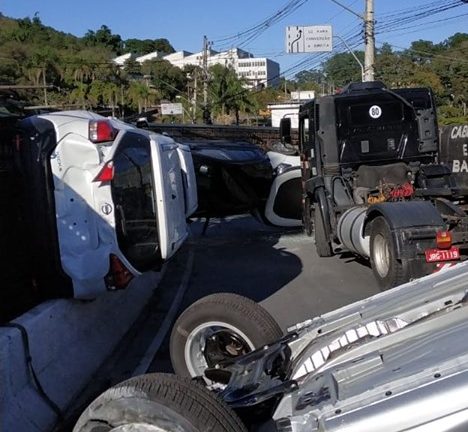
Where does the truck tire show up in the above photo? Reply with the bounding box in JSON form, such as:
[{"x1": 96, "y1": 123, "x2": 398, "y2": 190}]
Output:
[
  {"x1": 73, "y1": 373, "x2": 247, "y2": 432},
  {"x1": 170, "y1": 293, "x2": 283, "y2": 379},
  {"x1": 369, "y1": 216, "x2": 409, "y2": 290}
]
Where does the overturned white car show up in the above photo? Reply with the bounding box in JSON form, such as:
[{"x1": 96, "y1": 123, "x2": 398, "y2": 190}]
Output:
[
  {"x1": 75, "y1": 262, "x2": 468, "y2": 431},
  {"x1": 17, "y1": 111, "x2": 197, "y2": 299}
]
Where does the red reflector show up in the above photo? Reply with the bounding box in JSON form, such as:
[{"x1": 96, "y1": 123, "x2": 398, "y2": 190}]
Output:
[
  {"x1": 89, "y1": 120, "x2": 116, "y2": 143},
  {"x1": 107, "y1": 254, "x2": 134, "y2": 290},
  {"x1": 93, "y1": 161, "x2": 114, "y2": 182},
  {"x1": 436, "y1": 230, "x2": 452, "y2": 249}
]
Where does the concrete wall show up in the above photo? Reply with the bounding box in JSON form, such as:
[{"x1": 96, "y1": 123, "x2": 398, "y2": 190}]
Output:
[{"x1": 0, "y1": 271, "x2": 161, "y2": 432}]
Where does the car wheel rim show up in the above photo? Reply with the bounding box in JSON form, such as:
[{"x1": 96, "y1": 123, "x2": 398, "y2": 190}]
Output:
[
  {"x1": 184, "y1": 321, "x2": 255, "y2": 378},
  {"x1": 111, "y1": 424, "x2": 174, "y2": 431},
  {"x1": 373, "y1": 233, "x2": 390, "y2": 278}
]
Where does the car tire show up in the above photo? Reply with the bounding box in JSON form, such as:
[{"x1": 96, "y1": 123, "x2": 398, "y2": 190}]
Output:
[
  {"x1": 370, "y1": 216, "x2": 409, "y2": 290},
  {"x1": 313, "y1": 190, "x2": 333, "y2": 257},
  {"x1": 170, "y1": 293, "x2": 283, "y2": 378},
  {"x1": 73, "y1": 373, "x2": 247, "y2": 432}
]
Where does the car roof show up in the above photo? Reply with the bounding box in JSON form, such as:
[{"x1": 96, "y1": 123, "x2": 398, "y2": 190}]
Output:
[{"x1": 36, "y1": 110, "x2": 135, "y2": 131}]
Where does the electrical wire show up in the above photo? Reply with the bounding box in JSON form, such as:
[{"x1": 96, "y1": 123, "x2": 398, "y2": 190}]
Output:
[
  {"x1": 212, "y1": 0, "x2": 309, "y2": 48},
  {"x1": 377, "y1": 13, "x2": 468, "y2": 39},
  {"x1": 376, "y1": 40, "x2": 468, "y2": 65},
  {"x1": 375, "y1": 0, "x2": 466, "y2": 35}
]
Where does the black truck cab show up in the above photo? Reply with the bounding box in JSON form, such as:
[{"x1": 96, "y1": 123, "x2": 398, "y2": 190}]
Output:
[{"x1": 293, "y1": 81, "x2": 467, "y2": 289}]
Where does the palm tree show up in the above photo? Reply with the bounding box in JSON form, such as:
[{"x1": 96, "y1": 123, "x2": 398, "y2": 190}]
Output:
[{"x1": 209, "y1": 64, "x2": 254, "y2": 124}]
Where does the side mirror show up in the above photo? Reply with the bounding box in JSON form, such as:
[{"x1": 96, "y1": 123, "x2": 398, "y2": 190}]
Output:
[
  {"x1": 136, "y1": 117, "x2": 149, "y2": 128},
  {"x1": 279, "y1": 117, "x2": 292, "y2": 144}
]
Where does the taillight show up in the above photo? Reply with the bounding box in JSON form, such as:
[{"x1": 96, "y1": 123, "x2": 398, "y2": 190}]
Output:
[
  {"x1": 93, "y1": 161, "x2": 114, "y2": 182},
  {"x1": 106, "y1": 254, "x2": 134, "y2": 290},
  {"x1": 89, "y1": 120, "x2": 116, "y2": 143},
  {"x1": 436, "y1": 230, "x2": 452, "y2": 249}
]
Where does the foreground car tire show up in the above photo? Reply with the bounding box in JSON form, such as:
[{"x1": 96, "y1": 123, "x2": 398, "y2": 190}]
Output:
[
  {"x1": 73, "y1": 373, "x2": 247, "y2": 432},
  {"x1": 170, "y1": 293, "x2": 283, "y2": 378},
  {"x1": 370, "y1": 216, "x2": 409, "y2": 290}
]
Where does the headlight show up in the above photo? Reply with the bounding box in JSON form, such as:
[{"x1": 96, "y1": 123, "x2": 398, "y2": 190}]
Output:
[
  {"x1": 275, "y1": 163, "x2": 292, "y2": 176},
  {"x1": 199, "y1": 164, "x2": 210, "y2": 175}
]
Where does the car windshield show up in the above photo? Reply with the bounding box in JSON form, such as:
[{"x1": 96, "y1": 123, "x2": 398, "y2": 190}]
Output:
[{"x1": 111, "y1": 132, "x2": 160, "y2": 272}]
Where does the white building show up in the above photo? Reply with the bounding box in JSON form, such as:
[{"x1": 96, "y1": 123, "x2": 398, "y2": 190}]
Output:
[
  {"x1": 267, "y1": 91, "x2": 315, "y2": 128},
  {"x1": 112, "y1": 53, "x2": 136, "y2": 66},
  {"x1": 122, "y1": 47, "x2": 280, "y2": 89},
  {"x1": 136, "y1": 51, "x2": 161, "y2": 63}
]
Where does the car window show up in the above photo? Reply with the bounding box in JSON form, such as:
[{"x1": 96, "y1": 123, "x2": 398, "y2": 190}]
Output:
[{"x1": 111, "y1": 132, "x2": 160, "y2": 272}]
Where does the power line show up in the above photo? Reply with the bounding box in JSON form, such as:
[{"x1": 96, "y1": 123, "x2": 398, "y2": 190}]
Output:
[
  {"x1": 212, "y1": 0, "x2": 309, "y2": 49},
  {"x1": 375, "y1": 0, "x2": 466, "y2": 34},
  {"x1": 376, "y1": 40, "x2": 468, "y2": 65},
  {"x1": 377, "y1": 13, "x2": 468, "y2": 38}
]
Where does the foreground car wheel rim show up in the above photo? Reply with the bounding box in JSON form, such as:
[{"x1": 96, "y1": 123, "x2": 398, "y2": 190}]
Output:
[
  {"x1": 374, "y1": 233, "x2": 390, "y2": 278},
  {"x1": 184, "y1": 321, "x2": 255, "y2": 378},
  {"x1": 111, "y1": 425, "x2": 172, "y2": 432}
]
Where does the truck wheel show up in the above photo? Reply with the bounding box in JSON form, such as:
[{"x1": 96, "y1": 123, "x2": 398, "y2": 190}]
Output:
[
  {"x1": 170, "y1": 293, "x2": 282, "y2": 378},
  {"x1": 370, "y1": 216, "x2": 408, "y2": 290},
  {"x1": 73, "y1": 373, "x2": 247, "y2": 432}
]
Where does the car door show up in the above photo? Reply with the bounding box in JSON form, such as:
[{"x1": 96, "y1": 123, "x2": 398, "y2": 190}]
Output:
[
  {"x1": 149, "y1": 134, "x2": 188, "y2": 260},
  {"x1": 111, "y1": 131, "x2": 188, "y2": 273}
]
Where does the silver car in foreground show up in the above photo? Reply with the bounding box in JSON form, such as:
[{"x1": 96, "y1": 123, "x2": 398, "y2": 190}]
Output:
[{"x1": 75, "y1": 262, "x2": 468, "y2": 432}]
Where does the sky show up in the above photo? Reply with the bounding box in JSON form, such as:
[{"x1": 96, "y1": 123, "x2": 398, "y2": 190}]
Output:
[{"x1": 1, "y1": 0, "x2": 467, "y2": 78}]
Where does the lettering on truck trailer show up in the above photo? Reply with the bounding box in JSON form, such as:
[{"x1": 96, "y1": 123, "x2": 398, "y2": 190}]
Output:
[
  {"x1": 452, "y1": 143, "x2": 468, "y2": 173},
  {"x1": 451, "y1": 125, "x2": 468, "y2": 139}
]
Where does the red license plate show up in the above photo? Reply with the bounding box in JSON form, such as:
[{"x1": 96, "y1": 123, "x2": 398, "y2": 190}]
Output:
[{"x1": 425, "y1": 246, "x2": 460, "y2": 263}]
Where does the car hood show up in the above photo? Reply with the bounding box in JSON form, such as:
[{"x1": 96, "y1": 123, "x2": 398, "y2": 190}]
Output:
[
  {"x1": 178, "y1": 139, "x2": 269, "y2": 164},
  {"x1": 213, "y1": 262, "x2": 468, "y2": 431},
  {"x1": 275, "y1": 262, "x2": 468, "y2": 420}
]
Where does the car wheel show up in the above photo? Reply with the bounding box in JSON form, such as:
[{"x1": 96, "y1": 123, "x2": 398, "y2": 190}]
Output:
[
  {"x1": 370, "y1": 216, "x2": 409, "y2": 290},
  {"x1": 170, "y1": 293, "x2": 283, "y2": 379},
  {"x1": 73, "y1": 373, "x2": 247, "y2": 432}
]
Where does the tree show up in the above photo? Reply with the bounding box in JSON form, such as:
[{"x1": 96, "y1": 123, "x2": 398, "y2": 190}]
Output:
[
  {"x1": 141, "y1": 59, "x2": 187, "y2": 100},
  {"x1": 123, "y1": 38, "x2": 175, "y2": 55},
  {"x1": 295, "y1": 69, "x2": 324, "y2": 87},
  {"x1": 127, "y1": 81, "x2": 152, "y2": 113},
  {"x1": 83, "y1": 25, "x2": 123, "y2": 54},
  {"x1": 444, "y1": 33, "x2": 468, "y2": 49},
  {"x1": 322, "y1": 51, "x2": 364, "y2": 86},
  {"x1": 403, "y1": 39, "x2": 442, "y2": 65},
  {"x1": 208, "y1": 64, "x2": 254, "y2": 124}
]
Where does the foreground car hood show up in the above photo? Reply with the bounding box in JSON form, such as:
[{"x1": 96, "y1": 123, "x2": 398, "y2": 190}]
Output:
[
  {"x1": 273, "y1": 261, "x2": 468, "y2": 431},
  {"x1": 212, "y1": 262, "x2": 468, "y2": 431}
]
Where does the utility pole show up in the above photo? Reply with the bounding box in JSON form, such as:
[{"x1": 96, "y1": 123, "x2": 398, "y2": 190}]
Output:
[
  {"x1": 202, "y1": 35, "x2": 211, "y2": 124},
  {"x1": 42, "y1": 66, "x2": 48, "y2": 107},
  {"x1": 363, "y1": 0, "x2": 375, "y2": 81},
  {"x1": 328, "y1": 0, "x2": 375, "y2": 82},
  {"x1": 192, "y1": 72, "x2": 198, "y2": 122}
]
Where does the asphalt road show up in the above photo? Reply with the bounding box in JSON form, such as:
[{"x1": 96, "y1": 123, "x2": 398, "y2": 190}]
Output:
[
  {"x1": 64, "y1": 213, "x2": 382, "y2": 426},
  {"x1": 181, "y1": 215, "x2": 378, "y2": 330},
  {"x1": 148, "y1": 214, "x2": 379, "y2": 374}
]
